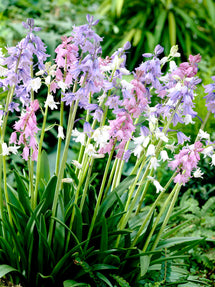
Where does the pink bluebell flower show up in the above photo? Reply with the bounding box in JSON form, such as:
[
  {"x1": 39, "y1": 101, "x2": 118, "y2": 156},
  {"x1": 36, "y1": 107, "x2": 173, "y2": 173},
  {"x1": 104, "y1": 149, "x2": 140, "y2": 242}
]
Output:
[{"x1": 10, "y1": 100, "x2": 40, "y2": 161}]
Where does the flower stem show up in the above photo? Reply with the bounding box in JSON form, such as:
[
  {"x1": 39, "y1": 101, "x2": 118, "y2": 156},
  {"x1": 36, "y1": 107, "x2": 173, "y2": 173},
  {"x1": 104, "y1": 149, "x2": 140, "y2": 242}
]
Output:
[
  {"x1": 135, "y1": 168, "x2": 154, "y2": 215},
  {"x1": 79, "y1": 157, "x2": 94, "y2": 212},
  {"x1": 150, "y1": 183, "x2": 181, "y2": 252},
  {"x1": 103, "y1": 157, "x2": 118, "y2": 198},
  {"x1": 195, "y1": 111, "x2": 211, "y2": 142},
  {"x1": 124, "y1": 171, "x2": 177, "y2": 259},
  {"x1": 2, "y1": 156, "x2": 13, "y2": 226},
  {"x1": 48, "y1": 99, "x2": 79, "y2": 245},
  {"x1": 55, "y1": 99, "x2": 64, "y2": 175},
  {"x1": 84, "y1": 144, "x2": 115, "y2": 252},
  {"x1": 33, "y1": 104, "x2": 49, "y2": 209},
  {"x1": 115, "y1": 157, "x2": 149, "y2": 247}
]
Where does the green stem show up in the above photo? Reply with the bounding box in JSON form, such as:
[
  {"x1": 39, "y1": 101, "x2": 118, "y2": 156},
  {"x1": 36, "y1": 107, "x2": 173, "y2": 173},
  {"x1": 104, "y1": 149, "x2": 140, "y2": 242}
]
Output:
[
  {"x1": 115, "y1": 157, "x2": 149, "y2": 247},
  {"x1": 79, "y1": 157, "x2": 94, "y2": 212},
  {"x1": 1, "y1": 85, "x2": 16, "y2": 140},
  {"x1": 55, "y1": 99, "x2": 64, "y2": 175},
  {"x1": 29, "y1": 64, "x2": 35, "y2": 196},
  {"x1": 110, "y1": 158, "x2": 121, "y2": 191},
  {"x1": 65, "y1": 153, "x2": 91, "y2": 252},
  {"x1": 28, "y1": 158, "x2": 34, "y2": 198},
  {"x1": 30, "y1": 64, "x2": 34, "y2": 102},
  {"x1": 100, "y1": 105, "x2": 108, "y2": 127},
  {"x1": 141, "y1": 185, "x2": 176, "y2": 253},
  {"x1": 3, "y1": 156, "x2": 13, "y2": 225},
  {"x1": 33, "y1": 104, "x2": 49, "y2": 209},
  {"x1": 103, "y1": 157, "x2": 118, "y2": 198},
  {"x1": 75, "y1": 144, "x2": 85, "y2": 176},
  {"x1": 0, "y1": 140, "x2": 4, "y2": 223},
  {"x1": 195, "y1": 111, "x2": 211, "y2": 142},
  {"x1": 135, "y1": 168, "x2": 154, "y2": 215},
  {"x1": 125, "y1": 171, "x2": 177, "y2": 258},
  {"x1": 55, "y1": 57, "x2": 68, "y2": 174},
  {"x1": 84, "y1": 144, "x2": 115, "y2": 252},
  {"x1": 150, "y1": 183, "x2": 181, "y2": 252},
  {"x1": 130, "y1": 153, "x2": 145, "y2": 175},
  {"x1": 75, "y1": 92, "x2": 92, "y2": 176},
  {"x1": 48, "y1": 99, "x2": 79, "y2": 245}
]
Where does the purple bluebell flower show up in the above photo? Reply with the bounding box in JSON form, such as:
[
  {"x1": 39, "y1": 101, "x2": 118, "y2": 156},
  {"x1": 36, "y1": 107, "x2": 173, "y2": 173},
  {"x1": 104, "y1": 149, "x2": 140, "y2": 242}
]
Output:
[
  {"x1": 84, "y1": 121, "x2": 93, "y2": 136},
  {"x1": 172, "y1": 113, "x2": 184, "y2": 126},
  {"x1": 140, "y1": 126, "x2": 150, "y2": 137},
  {"x1": 93, "y1": 107, "x2": 103, "y2": 122},
  {"x1": 22, "y1": 18, "x2": 41, "y2": 33},
  {"x1": 203, "y1": 76, "x2": 215, "y2": 116},
  {"x1": 72, "y1": 15, "x2": 102, "y2": 56},
  {"x1": 154, "y1": 45, "x2": 164, "y2": 56},
  {"x1": 105, "y1": 95, "x2": 122, "y2": 110},
  {"x1": 8, "y1": 102, "x2": 20, "y2": 113},
  {"x1": 123, "y1": 149, "x2": 132, "y2": 162},
  {"x1": 61, "y1": 92, "x2": 76, "y2": 106},
  {"x1": 142, "y1": 53, "x2": 153, "y2": 58},
  {"x1": 177, "y1": 131, "x2": 190, "y2": 145},
  {"x1": 136, "y1": 57, "x2": 162, "y2": 90},
  {"x1": 85, "y1": 104, "x2": 98, "y2": 111}
]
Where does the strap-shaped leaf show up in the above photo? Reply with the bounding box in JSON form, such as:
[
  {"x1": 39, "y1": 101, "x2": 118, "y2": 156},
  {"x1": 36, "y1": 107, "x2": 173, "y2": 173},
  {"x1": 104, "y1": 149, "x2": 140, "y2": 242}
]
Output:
[
  {"x1": 0, "y1": 264, "x2": 19, "y2": 277},
  {"x1": 38, "y1": 150, "x2": 51, "y2": 193},
  {"x1": 98, "y1": 175, "x2": 136, "y2": 218},
  {"x1": 14, "y1": 170, "x2": 31, "y2": 216}
]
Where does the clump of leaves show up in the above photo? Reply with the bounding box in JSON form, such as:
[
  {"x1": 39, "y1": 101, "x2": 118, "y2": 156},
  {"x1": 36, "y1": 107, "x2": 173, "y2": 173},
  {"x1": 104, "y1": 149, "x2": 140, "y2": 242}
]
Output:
[{"x1": 170, "y1": 188, "x2": 215, "y2": 285}]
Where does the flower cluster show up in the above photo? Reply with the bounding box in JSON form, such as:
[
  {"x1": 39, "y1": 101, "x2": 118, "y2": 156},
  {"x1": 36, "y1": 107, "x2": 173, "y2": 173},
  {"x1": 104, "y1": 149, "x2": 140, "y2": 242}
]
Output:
[
  {"x1": 99, "y1": 111, "x2": 135, "y2": 159},
  {"x1": 0, "y1": 19, "x2": 49, "y2": 108},
  {"x1": 9, "y1": 100, "x2": 40, "y2": 161},
  {"x1": 169, "y1": 141, "x2": 204, "y2": 185}
]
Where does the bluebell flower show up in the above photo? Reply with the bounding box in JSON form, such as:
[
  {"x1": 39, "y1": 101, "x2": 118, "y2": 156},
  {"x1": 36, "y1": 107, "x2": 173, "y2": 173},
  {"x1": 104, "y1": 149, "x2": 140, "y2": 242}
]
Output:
[{"x1": 177, "y1": 131, "x2": 190, "y2": 145}]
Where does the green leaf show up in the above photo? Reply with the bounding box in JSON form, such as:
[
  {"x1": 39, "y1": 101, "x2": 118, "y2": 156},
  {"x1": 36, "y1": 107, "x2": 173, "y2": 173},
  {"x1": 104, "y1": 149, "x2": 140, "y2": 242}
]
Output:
[
  {"x1": 66, "y1": 163, "x2": 79, "y2": 186},
  {"x1": 162, "y1": 220, "x2": 190, "y2": 239},
  {"x1": 0, "y1": 237, "x2": 16, "y2": 267},
  {"x1": 174, "y1": 7, "x2": 210, "y2": 42},
  {"x1": 3, "y1": 217, "x2": 27, "y2": 269},
  {"x1": 51, "y1": 248, "x2": 81, "y2": 278},
  {"x1": 145, "y1": 31, "x2": 155, "y2": 52},
  {"x1": 168, "y1": 11, "x2": 176, "y2": 46},
  {"x1": 140, "y1": 254, "x2": 150, "y2": 277},
  {"x1": 63, "y1": 280, "x2": 89, "y2": 287},
  {"x1": 206, "y1": 0, "x2": 215, "y2": 25},
  {"x1": 92, "y1": 264, "x2": 118, "y2": 271},
  {"x1": 6, "y1": 183, "x2": 28, "y2": 218},
  {"x1": 41, "y1": 175, "x2": 57, "y2": 212},
  {"x1": 38, "y1": 150, "x2": 51, "y2": 192},
  {"x1": 72, "y1": 204, "x2": 83, "y2": 242},
  {"x1": 14, "y1": 170, "x2": 31, "y2": 216},
  {"x1": 45, "y1": 123, "x2": 57, "y2": 132},
  {"x1": 96, "y1": 272, "x2": 113, "y2": 287},
  {"x1": 100, "y1": 217, "x2": 108, "y2": 251},
  {"x1": 151, "y1": 255, "x2": 189, "y2": 265},
  {"x1": 115, "y1": 0, "x2": 124, "y2": 17},
  {"x1": 98, "y1": 175, "x2": 136, "y2": 218},
  {"x1": 0, "y1": 264, "x2": 19, "y2": 278},
  {"x1": 157, "y1": 237, "x2": 203, "y2": 250},
  {"x1": 155, "y1": 10, "x2": 167, "y2": 44}
]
